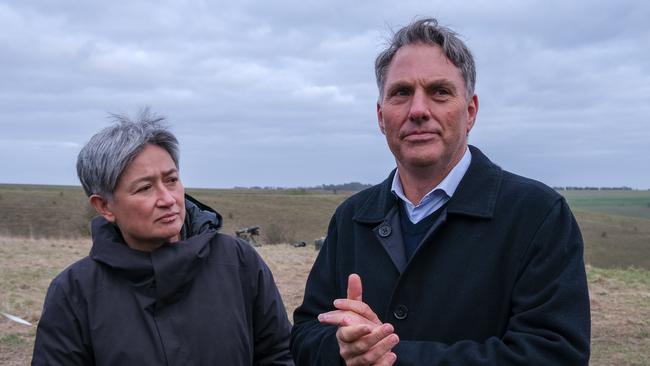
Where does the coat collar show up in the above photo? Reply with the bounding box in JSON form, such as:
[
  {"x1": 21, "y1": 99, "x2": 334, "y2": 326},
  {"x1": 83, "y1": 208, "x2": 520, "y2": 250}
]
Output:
[
  {"x1": 89, "y1": 196, "x2": 220, "y2": 304},
  {"x1": 353, "y1": 145, "x2": 502, "y2": 224}
]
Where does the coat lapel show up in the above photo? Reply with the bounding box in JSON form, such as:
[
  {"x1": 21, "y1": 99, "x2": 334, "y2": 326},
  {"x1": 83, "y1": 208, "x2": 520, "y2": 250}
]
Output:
[
  {"x1": 353, "y1": 170, "x2": 408, "y2": 273},
  {"x1": 351, "y1": 146, "x2": 504, "y2": 273},
  {"x1": 372, "y1": 206, "x2": 407, "y2": 273}
]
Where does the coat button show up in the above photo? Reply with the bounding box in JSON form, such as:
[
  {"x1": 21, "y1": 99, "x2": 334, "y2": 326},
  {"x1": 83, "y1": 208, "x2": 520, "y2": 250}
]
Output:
[
  {"x1": 378, "y1": 224, "x2": 392, "y2": 237},
  {"x1": 393, "y1": 304, "x2": 408, "y2": 320}
]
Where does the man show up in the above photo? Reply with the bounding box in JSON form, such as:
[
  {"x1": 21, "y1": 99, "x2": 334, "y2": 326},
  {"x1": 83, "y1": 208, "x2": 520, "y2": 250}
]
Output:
[{"x1": 291, "y1": 18, "x2": 590, "y2": 365}]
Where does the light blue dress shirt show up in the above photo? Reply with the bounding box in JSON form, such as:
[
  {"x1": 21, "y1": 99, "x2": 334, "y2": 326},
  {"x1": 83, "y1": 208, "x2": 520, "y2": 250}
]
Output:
[{"x1": 391, "y1": 148, "x2": 472, "y2": 224}]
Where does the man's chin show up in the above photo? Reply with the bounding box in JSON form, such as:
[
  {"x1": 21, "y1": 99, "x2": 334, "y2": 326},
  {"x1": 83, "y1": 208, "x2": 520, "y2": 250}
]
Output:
[{"x1": 399, "y1": 154, "x2": 443, "y2": 169}]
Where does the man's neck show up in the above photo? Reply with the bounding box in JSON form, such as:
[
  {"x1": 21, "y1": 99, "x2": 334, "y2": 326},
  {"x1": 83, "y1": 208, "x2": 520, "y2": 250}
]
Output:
[{"x1": 397, "y1": 147, "x2": 467, "y2": 205}]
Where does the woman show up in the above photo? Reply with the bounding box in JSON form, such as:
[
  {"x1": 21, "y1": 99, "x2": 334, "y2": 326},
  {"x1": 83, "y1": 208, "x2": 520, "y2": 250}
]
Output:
[{"x1": 32, "y1": 111, "x2": 293, "y2": 365}]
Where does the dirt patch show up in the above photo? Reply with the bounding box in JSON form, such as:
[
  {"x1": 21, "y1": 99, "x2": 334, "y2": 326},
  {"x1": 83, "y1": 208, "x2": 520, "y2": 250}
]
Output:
[
  {"x1": 0, "y1": 236, "x2": 90, "y2": 366},
  {"x1": 1, "y1": 237, "x2": 648, "y2": 365},
  {"x1": 588, "y1": 266, "x2": 650, "y2": 365}
]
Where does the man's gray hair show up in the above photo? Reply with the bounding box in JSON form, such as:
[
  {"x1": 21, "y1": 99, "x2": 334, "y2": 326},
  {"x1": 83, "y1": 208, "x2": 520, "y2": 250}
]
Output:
[
  {"x1": 375, "y1": 17, "x2": 476, "y2": 100},
  {"x1": 76, "y1": 108, "x2": 179, "y2": 200}
]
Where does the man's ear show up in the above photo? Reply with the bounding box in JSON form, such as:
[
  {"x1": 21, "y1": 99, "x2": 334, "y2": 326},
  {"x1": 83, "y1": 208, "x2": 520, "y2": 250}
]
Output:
[
  {"x1": 377, "y1": 102, "x2": 386, "y2": 135},
  {"x1": 89, "y1": 195, "x2": 115, "y2": 223},
  {"x1": 466, "y1": 94, "x2": 479, "y2": 135}
]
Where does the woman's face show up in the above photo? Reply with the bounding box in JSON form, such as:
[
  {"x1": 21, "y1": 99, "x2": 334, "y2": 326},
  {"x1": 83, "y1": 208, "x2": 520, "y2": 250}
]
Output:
[{"x1": 99, "y1": 144, "x2": 186, "y2": 251}]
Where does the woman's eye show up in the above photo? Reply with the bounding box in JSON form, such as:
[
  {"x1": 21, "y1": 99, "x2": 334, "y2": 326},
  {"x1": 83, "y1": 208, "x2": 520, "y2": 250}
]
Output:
[{"x1": 135, "y1": 185, "x2": 151, "y2": 193}]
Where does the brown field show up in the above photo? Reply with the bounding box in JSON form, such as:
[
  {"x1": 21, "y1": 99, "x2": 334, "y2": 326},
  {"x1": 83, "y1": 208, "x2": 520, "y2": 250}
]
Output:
[
  {"x1": 0, "y1": 184, "x2": 350, "y2": 245},
  {"x1": 1, "y1": 237, "x2": 649, "y2": 365},
  {"x1": 1, "y1": 184, "x2": 649, "y2": 269},
  {"x1": 1, "y1": 185, "x2": 649, "y2": 364}
]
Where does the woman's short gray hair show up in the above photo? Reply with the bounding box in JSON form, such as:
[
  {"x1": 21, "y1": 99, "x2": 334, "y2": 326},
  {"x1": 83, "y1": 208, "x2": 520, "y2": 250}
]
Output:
[
  {"x1": 375, "y1": 17, "x2": 476, "y2": 101},
  {"x1": 76, "y1": 109, "x2": 179, "y2": 200}
]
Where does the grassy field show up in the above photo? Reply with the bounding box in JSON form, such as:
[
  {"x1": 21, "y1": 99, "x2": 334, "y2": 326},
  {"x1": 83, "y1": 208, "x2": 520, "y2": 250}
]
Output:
[
  {"x1": 1, "y1": 184, "x2": 648, "y2": 269},
  {"x1": 1, "y1": 184, "x2": 649, "y2": 364},
  {"x1": 0, "y1": 184, "x2": 350, "y2": 245},
  {"x1": 561, "y1": 189, "x2": 650, "y2": 219},
  {"x1": 559, "y1": 189, "x2": 650, "y2": 270},
  {"x1": 1, "y1": 238, "x2": 649, "y2": 366}
]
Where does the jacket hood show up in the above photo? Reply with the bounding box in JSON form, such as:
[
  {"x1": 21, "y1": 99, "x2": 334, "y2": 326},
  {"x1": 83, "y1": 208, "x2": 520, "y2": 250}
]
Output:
[
  {"x1": 181, "y1": 193, "x2": 222, "y2": 239},
  {"x1": 89, "y1": 195, "x2": 222, "y2": 305}
]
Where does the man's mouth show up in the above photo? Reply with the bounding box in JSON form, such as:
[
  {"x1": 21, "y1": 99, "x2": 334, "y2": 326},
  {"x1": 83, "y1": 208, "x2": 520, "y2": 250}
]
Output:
[{"x1": 403, "y1": 130, "x2": 439, "y2": 142}]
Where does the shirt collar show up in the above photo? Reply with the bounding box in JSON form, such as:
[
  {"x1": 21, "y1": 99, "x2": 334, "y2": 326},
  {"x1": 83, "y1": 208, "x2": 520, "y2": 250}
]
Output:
[{"x1": 391, "y1": 147, "x2": 472, "y2": 206}]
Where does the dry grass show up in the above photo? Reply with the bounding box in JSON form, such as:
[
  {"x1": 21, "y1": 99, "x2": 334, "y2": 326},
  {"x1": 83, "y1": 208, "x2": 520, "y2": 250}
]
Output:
[
  {"x1": 1, "y1": 236, "x2": 649, "y2": 365},
  {"x1": 575, "y1": 210, "x2": 650, "y2": 269},
  {"x1": 184, "y1": 188, "x2": 350, "y2": 245},
  {"x1": 3, "y1": 184, "x2": 650, "y2": 269},
  {"x1": 0, "y1": 184, "x2": 350, "y2": 246},
  {"x1": 587, "y1": 266, "x2": 650, "y2": 365},
  {"x1": 0, "y1": 236, "x2": 90, "y2": 366},
  {"x1": 0, "y1": 185, "x2": 91, "y2": 238},
  {"x1": 2, "y1": 185, "x2": 650, "y2": 364}
]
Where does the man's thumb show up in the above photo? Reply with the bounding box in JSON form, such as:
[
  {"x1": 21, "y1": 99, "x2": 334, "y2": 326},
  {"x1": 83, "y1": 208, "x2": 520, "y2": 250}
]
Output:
[{"x1": 347, "y1": 273, "x2": 363, "y2": 301}]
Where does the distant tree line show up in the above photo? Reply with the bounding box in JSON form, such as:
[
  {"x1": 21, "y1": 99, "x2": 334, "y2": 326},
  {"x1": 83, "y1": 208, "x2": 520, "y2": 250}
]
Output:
[
  {"x1": 232, "y1": 182, "x2": 373, "y2": 193},
  {"x1": 320, "y1": 182, "x2": 373, "y2": 193},
  {"x1": 234, "y1": 184, "x2": 642, "y2": 192},
  {"x1": 553, "y1": 186, "x2": 634, "y2": 191}
]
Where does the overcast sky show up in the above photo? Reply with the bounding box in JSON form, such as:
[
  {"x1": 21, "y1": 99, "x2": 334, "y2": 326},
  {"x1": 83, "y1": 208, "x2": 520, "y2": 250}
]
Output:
[{"x1": 1, "y1": 0, "x2": 648, "y2": 189}]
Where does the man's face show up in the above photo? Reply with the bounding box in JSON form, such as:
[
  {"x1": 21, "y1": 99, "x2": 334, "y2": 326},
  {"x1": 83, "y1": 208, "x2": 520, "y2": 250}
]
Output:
[
  {"x1": 377, "y1": 43, "x2": 478, "y2": 174},
  {"x1": 100, "y1": 144, "x2": 186, "y2": 251}
]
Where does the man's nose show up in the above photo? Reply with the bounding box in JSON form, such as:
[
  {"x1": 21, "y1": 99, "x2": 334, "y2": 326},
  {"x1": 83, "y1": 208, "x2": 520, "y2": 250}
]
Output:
[{"x1": 408, "y1": 89, "x2": 430, "y2": 123}]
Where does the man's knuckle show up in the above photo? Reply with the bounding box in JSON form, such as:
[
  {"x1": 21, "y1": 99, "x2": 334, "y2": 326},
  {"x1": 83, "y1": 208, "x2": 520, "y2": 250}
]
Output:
[
  {"x1": 348, "y1": 341, "x2": 366, "y2": 355},
  {"x1": 340, "y1": 347, "x2": 352, "y2": 359},
  {"x1": 360, "y1": 352, "x2": 377, "y2": 364}
]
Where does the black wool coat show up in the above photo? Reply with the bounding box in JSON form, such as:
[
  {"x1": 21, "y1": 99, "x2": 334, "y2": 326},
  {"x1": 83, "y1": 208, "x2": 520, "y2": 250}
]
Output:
[
  {"x1": 291, "y1": 146, "x2": 590, "y2": 365},
  {"x1": 32, "y1": 197, "x2": 293, "y2": 366}
]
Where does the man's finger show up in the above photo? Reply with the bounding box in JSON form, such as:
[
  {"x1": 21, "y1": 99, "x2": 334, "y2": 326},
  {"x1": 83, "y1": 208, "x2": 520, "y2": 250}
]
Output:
[
  {"x1": 371, "y1": 351, "x2": 397, "y2": 366},
  {"x1": 337, "y1": 324, "x2": 372, "y2": 343},
  {"x1": 369, "y1": 332, "x2": 400, "y2": 359},
  {"x1": 345, "y1": 332, "x2": 399, "y2": 365},
  {"x1": 347, "y1": 273, "x2": 363, "y2": 301},
  {"x1": 318, "y1": 310, "x2": 346, "y2": 325},
  {"x1": 318, "y1": 310, "x2": 375, "y2": 327},
  {"x1": 333, "y1": 298, "x2": 381, "y2": 324},
  {"x1": 341, "y1": 322, "x2": 395, "y2": 351}
]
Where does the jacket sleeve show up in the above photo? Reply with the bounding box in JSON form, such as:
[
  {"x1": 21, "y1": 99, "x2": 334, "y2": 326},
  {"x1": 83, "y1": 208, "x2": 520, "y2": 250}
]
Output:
[
  {"x1": 392, "y1": 198, "x2": 591, "y2": 365},
  {"x1": 250, "y1": 251, "x2": 295, "y2": 366},
  {"x1": 291, "y1": 214, "x2": 345, "y2": 366},
  {"x1": 32, "y1": 275, "x2": 94, "y2": 366}
]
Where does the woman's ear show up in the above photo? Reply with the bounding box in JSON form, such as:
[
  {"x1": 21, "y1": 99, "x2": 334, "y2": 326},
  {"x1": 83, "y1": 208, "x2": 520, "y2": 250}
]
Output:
[{"x1": 89, "y1": 195, "x2": 115, "y2": 223}]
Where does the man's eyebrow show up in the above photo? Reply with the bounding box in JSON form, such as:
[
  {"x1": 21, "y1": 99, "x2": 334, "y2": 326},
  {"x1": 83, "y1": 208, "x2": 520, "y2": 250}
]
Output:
[
  {"x1": 426, "y1": 79, "x2": 456, "y2": 88},
  {"x1": 384, "y1": 79, "x2": 460, "y2": 98},
  {"x1": 385, "y1": 81, "x2": 413, "y2": 93}
]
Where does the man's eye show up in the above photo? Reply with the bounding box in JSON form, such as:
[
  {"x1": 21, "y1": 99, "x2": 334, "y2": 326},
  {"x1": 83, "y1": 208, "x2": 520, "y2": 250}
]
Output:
[
  {"x1": 433, "y1": 88, "x2": 450, "y2": 96},
  {"x1": 394, "y1": 88, "x2": 410, "y2": 96}
]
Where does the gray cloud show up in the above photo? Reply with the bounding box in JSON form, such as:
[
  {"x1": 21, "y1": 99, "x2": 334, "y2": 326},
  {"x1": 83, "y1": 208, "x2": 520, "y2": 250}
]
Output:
[{"x1": 1, "y1": 0, "x2": 648, "y2": 188}]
